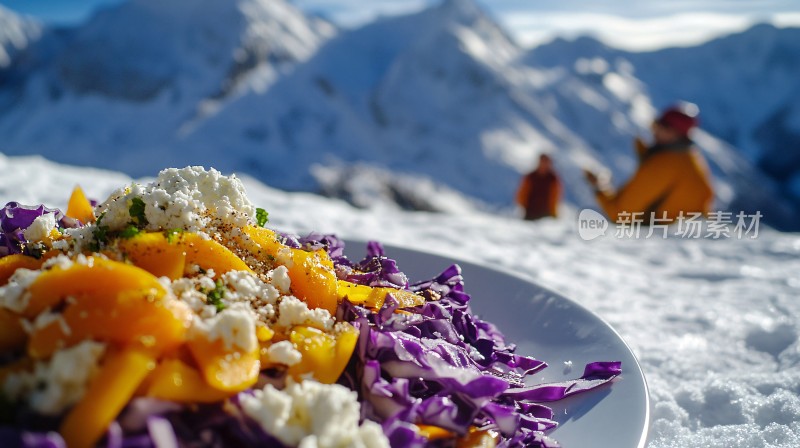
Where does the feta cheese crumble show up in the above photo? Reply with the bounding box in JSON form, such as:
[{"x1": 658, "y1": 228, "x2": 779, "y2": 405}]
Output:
[
  {"x1": 264, "y1": 341, "x2": 302, "y2": 366},
  {"x1": 0, "y1": 268, "x2": 40, "y2": 313},
  {"x1": 95, "y1": 166, "x2": 255, "y2": 233},
  {"x1": 22, "y1": 212, "x2": 57, "y2": 243},
  {"x1": 191, "y1": 306, "x2": 258, "y2": 352},
  {"x1": 240, "y1": 380, "x2": 390, "y2": 448},
  {"x1": 2, "y1": 341, "x2": 105, "y2": 415}
]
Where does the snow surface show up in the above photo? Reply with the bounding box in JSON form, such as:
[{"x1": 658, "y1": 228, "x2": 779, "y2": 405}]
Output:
[{"x1": 2, "y1": 153, "x2": 800, "y2": 448}]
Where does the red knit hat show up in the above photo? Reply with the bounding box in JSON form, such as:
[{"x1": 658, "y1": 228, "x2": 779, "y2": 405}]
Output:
[{"x1": 656, "y1": 102, "x2": 699, "y2": 137}]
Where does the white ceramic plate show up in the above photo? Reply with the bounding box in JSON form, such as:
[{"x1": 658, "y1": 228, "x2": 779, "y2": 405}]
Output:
[{"x1": 343, "y1": 241, "x2": 650, "y2": 448}]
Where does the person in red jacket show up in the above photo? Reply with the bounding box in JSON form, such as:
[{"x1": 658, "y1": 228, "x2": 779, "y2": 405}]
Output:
[{"x1": 516, "y1": 154, "x2": 562, "y2": 220}]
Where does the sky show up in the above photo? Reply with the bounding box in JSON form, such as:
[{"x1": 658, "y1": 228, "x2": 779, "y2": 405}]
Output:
[{"x1": 2, "y1": 0, "x2": 800, "y2": 51}]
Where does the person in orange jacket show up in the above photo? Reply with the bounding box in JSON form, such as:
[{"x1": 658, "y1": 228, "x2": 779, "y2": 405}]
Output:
[
  {"x1": 516, "y1": 153, "x2": 562, "y2": 220},
  {"x1": 584, "y1": 103, "x2": 714, "y2": 223}
]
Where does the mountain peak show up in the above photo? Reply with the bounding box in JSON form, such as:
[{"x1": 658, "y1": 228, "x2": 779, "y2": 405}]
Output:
[{"x1": 0, "y1": 4, "x2": 42, "y2": 69}]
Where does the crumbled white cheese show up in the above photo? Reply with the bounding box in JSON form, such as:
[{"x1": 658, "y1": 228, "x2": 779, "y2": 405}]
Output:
[
  {"x1": 265, "y1": 341, "x2": 302, "y2": 366},
  {"x1": 95, "y1": 166, "x2": 255, "y2": 233},
  {"x1": 223, "y1": 270, "x2": 281, "y2": 309},
  {"x1": 22, "y1": 213, "x2": 57, "y2": 243},
  {"x1": 268, "y1": 265, "x2": 292, "y2": 294},
  {"x1": 276, "y1": 296, "x2": 334, "y2": 331},
  {"x1": 191, "y1": 305, "x2": 258, "y2": 352},
  {"x1": 2, "y1": 341, "x2": 106, "y2": 415},
  {"x1": 0, "y1": 268, "x2": 40, "y2": 313},
  {"x1": 31, "y1": 309, "x2": 71, "y2": 335},
  {"x1": 167, "y1": 277, "x2": 217, "y2": 318},
  {"x1": 240, "y1": 380, "x2": 390, "y2": 448}
]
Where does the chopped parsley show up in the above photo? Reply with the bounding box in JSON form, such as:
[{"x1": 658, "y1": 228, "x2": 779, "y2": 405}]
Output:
[
  {"x1": 206, "y1": 279, "x2": 227, "y2": 312},
  {"x1": 165, "y1": 228, "x2": 183, "y2": 243},
  {"x1": 129, "y1": 197, "x2": 148, "y2": 226},
  {"x1": 256, "y1": 207, "x2": 269, "y2": 227},
  {"x1": 90, "y1": 212, "x2": 110, "y2": 251},
  {"x1": 119, "y1": 224, "x2": 141, "y2": 239}
]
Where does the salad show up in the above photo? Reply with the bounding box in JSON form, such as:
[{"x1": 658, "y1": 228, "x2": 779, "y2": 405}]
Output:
[{"x1": 0, "y1": 167, "x2": 620, "y2": 448}]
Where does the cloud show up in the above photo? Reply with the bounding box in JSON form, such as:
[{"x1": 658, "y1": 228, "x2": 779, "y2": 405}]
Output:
[
  {"x1": 499, "y1": 11, "x2": 794, "y2": 51},
  {"x1": 293, "y1": 0, "x2": 430, "y2": 27}
]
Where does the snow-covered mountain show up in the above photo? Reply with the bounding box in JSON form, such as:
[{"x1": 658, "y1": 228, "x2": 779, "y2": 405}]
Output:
[
  {"x1": 0, "y1": 0, "x2": 796, "y2": 228},
  {"x1": 0, "y1": 5, "x2": 41, "y2": 69},
  {"x1": 527, "y1": 24, "x2": 800, "y2": 220},
  {"x1": 0, "y1": 0, "x2": 334, "y2": 164}
]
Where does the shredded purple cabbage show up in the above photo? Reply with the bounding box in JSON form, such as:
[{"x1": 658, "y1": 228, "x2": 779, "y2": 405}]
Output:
[
  {"x1": 0, "y1": 202, "x2": 81, "y2": 257},
  {"x1": 331, "y1": 241, "x2": 620, "y2": 447},
  {"x1": 0, "y1": 234, "x2": 620, "y2": 448}
]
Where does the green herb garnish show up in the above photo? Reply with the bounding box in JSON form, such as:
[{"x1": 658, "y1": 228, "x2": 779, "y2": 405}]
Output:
[
  {"x1": 256, "y1": 207, "x2": 269, "y2": 227},
  {"x1": 206, "y1": 279, "x2": 227, "y2": 312},
  {"x1": 90, "y1": 212, "x2": 110, "y2": 251},
  {"x1": 129, "y1": 197, "x2": 148, "y2": 226},
  {"x1": 119, "y1": 225, "x2": 141, "y2": 239},
  {"x1": 165, "y1": 228, "x2": 183, "y2": 243}
]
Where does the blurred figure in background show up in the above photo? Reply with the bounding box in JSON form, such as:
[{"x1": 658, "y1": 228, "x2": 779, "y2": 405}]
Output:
[
  {"x1": 516, "y1": 153, "x2": 562, "y2": 220},
  {"x1": 584, "y1": 102, "x2": 714, "y2": 223}
]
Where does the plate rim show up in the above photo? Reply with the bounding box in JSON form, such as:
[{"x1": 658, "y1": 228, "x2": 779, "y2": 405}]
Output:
[{"x1": 342, "y1": 238, "x2": 651, "y2": 448}]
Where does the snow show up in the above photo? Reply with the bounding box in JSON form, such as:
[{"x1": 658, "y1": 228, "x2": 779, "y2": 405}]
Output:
[{"x1": 2, "y1": 154, "x2": 799, "y2": 447}]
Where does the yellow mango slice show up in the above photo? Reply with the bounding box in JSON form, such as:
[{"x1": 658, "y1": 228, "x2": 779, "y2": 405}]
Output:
[
  {"x1": 65, "y1": 185, "x2": 96, "y2": 224},
  {"x1": 289, "y1": 248, "x2": 339, "y2": 314},
  {"x1": 23, "y1": 257, "x2": 165, "y2": 318},
  {"x1": 0, "y1": 308, "x2": 26, "y2": 352},
  {"x1": 457, "y1": 428, "x2": 499, "y2": 448},
  {"x1": 117, "y1": 232, "x2": 186, "y2": 280},
  {"x1": 287, "y1": 324, "x2": 358, "y2": 384},
  {"x1": 60, "y1": 348, "x2": 155, "y2": 448},
  {"x1": 242, "y1": 226, "x2": 340, "y2": 313},
  {"x1": 118, "y1": 232, "x2": 250, "y2": 279},
  {"x1": 0, "y1": 254, "x2": 44, "y2": 285},
  {"x1": 337, "y1": 280, "x2": 426, "y2": 310},
  {"x1": 178, "y1": 232, "x2": 252, "y2": 276},
  {"x1": 417, "y1": 424, "x2": 455, "y2": 441},
  {"x1": 242, "y1": 226, "x2": 284, "y2": 256},
  {"x1": 187, "y1": 334, "x2": 260, "y2": 393},
  {"x1": 28, "y1": 290, "x2": 190, "y2": 359},
  {"x1": 145, "y1": 358, "x2": 230, "y2": 403}
]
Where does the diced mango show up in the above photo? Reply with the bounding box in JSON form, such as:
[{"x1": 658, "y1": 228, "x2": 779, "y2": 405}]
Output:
[
  {"x1": 117, "y1": 232, "x2": 186, "y2": 280},
  {"x1": 242, "y1": 226, "x2": 284, "y2": 256},
  {"x1": 457, "y1": 428, "x2": 499, "y2": 448},
  {"x1": 60, "y1": 348, "x2": 155, "y2": 448},
  {"x1": 0, "y1": 308, "x2": 26, "y2": 352},
  {"x1": 0, "y1": 254, "x2": 44, "y2": 286},
  {"x1": 117, "y1": 232, "x2": 251, "y2": 279},
  {"x1": 242, "y1": 226, "x2": 340, "y2": 314},
  {"x1": 23, "y1": 257, "x2": 165, "y2": 318},
  {"x1": 337, "y1": 280, "x2": 426, "y2": 310},
  {"x1": 65, "y1": 185, "x2": 96, "y2": 224},
  {"x1": 287, "y1": 324, "x2": 358, "y2": 384},
  {"x1": 178, "y1": 232, "x2": 252, "y2": 276},
  {"x1": 27, "y1": 290, "x2": 191, "y2": 359},
  {"x1": 187, "y1": 334, "x2": 260, "y2": 393},
  {"x1": 289, "y1": 248, "x2": 339, "y2": 314},
  {"x1": 144, "y1": 358, "x2": 230, "y2": 403},
  {"x1": 417, "y1": 424, "x2": 455, "y2": 441}
]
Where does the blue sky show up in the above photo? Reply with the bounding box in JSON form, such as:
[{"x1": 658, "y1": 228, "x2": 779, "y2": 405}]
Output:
[{"x1": 2, "y1": 0, "x2": 800, "y2": 50}]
